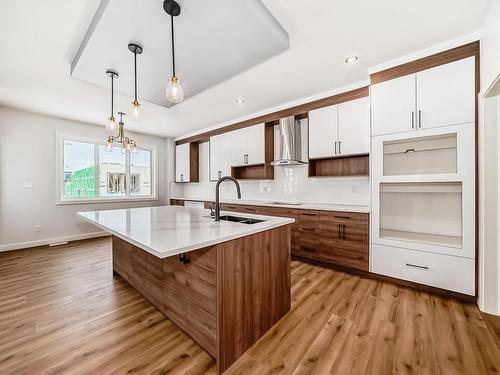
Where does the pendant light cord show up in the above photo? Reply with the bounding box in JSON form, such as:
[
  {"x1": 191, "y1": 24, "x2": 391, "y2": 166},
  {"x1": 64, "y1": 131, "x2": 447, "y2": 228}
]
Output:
[
  {"x1": 111, "y1": 74, "x2": 114, "y2": 117},
  {"x1": 171, "y1": 14, "x2": 176, "y2": 77},
  {"x1": 134, "y1": 52, "x2": 138, "y2": 101}
]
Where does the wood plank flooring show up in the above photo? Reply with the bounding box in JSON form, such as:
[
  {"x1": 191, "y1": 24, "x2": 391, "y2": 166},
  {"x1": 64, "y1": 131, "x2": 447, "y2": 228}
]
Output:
[{"x1": 0, "y1": 237, "x2": 498, "y2": 374}]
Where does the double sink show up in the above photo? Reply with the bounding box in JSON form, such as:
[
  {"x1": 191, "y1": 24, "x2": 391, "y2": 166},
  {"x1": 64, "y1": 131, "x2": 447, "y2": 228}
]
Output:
[{"x1": 218, "y1": 215, "x2": 264, "y2": 225}]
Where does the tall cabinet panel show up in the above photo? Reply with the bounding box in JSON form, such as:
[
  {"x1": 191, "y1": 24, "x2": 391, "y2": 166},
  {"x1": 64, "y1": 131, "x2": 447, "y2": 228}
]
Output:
[{"x1": 370, "y1": 52, "x2": 477, "y2": 297}]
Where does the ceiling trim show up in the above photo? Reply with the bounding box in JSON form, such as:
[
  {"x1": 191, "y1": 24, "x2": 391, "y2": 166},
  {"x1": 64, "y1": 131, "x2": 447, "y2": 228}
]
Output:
[{"x1": 70, "y1": 0, "x2": 111, "y2": 75}]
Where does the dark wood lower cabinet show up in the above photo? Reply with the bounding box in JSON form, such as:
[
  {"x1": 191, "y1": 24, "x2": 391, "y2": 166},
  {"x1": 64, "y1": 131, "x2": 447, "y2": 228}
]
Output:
[
  {"x1": 112, "y1": 225, "x2": 291, "y2": 374},
  {"x1": 171, "y1": 199, "x2": 370, "y2": 272}
]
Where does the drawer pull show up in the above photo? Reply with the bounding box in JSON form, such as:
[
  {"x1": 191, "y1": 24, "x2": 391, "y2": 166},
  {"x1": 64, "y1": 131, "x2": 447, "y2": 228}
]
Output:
[
  {"x1": 405, "y1": 263, "x2": 429, "y2": 270},
  {"x1": 301, "y1": 212, "x2": 317, "y2": 216},
  {"x1": 179, "y1": 253, "x2": 190, "y2": 264},
  {"x1": 334, "y1": 215, "x2": 350, "y2": 219},
  {"x1": 301, "y1": 247, "x2": 317, "y2": 252},
  {"x1": 404, "y1": 148, "x2": 416, "y2": 154},
  {"x1": 301, "y1": 227, "x2": 316, "y2": 232}
]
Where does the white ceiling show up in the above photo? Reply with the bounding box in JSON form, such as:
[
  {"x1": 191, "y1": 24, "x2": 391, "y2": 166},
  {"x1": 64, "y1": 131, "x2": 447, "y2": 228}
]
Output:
[
  {"x1": 71, "y1": 0, "x2": 288, "y2": 108},
  {"x1": 0, "y1": 0, "x2": 492, "y2": 139}
]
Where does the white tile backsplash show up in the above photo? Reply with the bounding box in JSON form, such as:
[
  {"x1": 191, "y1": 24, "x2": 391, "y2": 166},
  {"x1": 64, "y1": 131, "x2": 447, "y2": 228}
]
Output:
[{"x1": 171, "y1": 142, "x2": 370, "y2": 205}]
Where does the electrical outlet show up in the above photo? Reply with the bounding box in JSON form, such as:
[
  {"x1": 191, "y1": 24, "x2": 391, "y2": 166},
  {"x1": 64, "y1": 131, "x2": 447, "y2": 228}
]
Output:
[{"x1": 33, "y1": 225, "x2": 41, "y2": 233}]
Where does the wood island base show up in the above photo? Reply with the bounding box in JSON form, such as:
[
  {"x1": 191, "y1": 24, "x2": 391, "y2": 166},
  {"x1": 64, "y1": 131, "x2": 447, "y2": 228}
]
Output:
[{"x1": 112, "y1": 224, "x2": 291, "y2": 373}]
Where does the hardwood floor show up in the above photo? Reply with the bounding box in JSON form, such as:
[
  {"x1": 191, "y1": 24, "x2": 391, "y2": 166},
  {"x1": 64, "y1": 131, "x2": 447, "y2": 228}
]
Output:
[{"x1": 0, "y1": 237, "x2": 498, "y2": 374}]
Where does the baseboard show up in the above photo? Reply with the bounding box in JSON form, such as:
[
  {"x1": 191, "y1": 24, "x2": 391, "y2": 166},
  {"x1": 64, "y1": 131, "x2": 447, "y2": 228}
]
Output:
[{"x1": 0, "y1": 231, "x2": 109, "y2": 252}]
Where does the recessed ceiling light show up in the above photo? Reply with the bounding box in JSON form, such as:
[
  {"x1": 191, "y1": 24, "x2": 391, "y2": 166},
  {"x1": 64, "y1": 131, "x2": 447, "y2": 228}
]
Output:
[
  {"x1": 345, "y1": 56, "x2": 358, "y2": 64},
  {"x1": 236, "y1": 97, "x2": 245, "y2": 104}
]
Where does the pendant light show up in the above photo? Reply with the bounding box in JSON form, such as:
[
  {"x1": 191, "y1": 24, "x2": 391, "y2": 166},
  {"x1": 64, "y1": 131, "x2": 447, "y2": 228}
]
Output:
[
  {"x1": 163, "y1": 0, "x2": 184, "y2": 104},
  {"x1": 105, "y1": 69, "x2": 119, "y2": 133},
  {"x1": 128, "y1": 43, "x2": 143, "y2": 120},
  {"x1": 106, "y1": 112, "x2": 138, "y2": 154}
]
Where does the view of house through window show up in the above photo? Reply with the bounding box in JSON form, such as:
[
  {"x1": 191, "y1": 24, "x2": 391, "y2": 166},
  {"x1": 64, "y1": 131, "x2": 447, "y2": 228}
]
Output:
[{"x1": 62, "y1": 137, "x2": 154, "y2": 201}]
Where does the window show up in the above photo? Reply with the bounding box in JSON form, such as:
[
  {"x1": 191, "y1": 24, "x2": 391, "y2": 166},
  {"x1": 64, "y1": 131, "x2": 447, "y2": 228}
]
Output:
[{"x1": 58, "y1": 135, "x2": 156, "y2": 204}]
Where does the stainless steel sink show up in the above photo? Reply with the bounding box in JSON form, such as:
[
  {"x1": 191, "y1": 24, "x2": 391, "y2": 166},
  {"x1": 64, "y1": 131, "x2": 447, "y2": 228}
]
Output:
[{"x1": 219, "y1": 215, "x2": 265, "y2": 224}]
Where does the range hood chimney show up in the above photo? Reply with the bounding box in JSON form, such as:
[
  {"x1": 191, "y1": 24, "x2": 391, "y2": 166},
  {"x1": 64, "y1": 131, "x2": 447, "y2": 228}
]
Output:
[{"x1": 271, "y1": 116, "x2": 308, "y2": 166}]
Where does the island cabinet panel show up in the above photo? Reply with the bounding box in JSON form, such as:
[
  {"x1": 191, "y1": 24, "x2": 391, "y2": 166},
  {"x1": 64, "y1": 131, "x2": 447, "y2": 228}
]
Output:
[
  {"x1": 112, "y1": 224, "x2": 291, "y2": 374},
  {"x1": 216, "y1": 225, "x2": 291, "y2": 372}
]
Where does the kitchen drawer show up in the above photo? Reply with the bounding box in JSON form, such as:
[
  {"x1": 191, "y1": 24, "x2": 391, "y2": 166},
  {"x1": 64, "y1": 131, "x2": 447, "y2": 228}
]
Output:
[
  {"x1": 371, "y1": 244, "x2": 475, "y2": 295},
  {"x1": 320, "y1": 245, "x2": 368, "y2": 271},
  {"x1": 299, "y1": 210, "x2": 320, "y2": 223},
  {"x1": 255, "y1": 206, "x2": 299, "y2": 220},
  {"x1": 292, "y1": 235, "x2": 321, "y2": 260},
  {"x1": 164, "y1": 246, "x2": 216, "y2": 285},
  {"x1": 163, "y1": 263, "x2": 217, "y2": 315}
]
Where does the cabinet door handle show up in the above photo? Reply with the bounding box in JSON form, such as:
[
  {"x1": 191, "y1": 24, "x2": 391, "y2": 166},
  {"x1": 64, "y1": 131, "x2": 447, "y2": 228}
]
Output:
[
  {"x1": 338, "y1": 224, "x2": 342, "y2": 239},
  {"x1": 405, "y1": 263, "x2": 429, "y2": 270},
  {"x1": 342, "y1": 224, "x2": 345, "y2": 239},
  {"x1": 334, "y1": 141, "x2": 337, "y2": 155},
  {"x1": 218, "y1": 171, "x2": 222, "y2": 179},
  {"x1": 338, "y1": 141, "x2": 341, "y2": 154},
  {"x1": 180, "y1": 174, "x2": 183, "y2": 182},
  {"x1": 179, "y1": 253, "x2": 190, "y2": 264},
  {"x1": 418, "y1": 110, "x2": 422, "y2": 128},
  {"x1": 411, "y1": 111, "x2": 415, "y2": 129},
  {"x1": 246, "y1": 154, "x2": 249, "y2": 164}
]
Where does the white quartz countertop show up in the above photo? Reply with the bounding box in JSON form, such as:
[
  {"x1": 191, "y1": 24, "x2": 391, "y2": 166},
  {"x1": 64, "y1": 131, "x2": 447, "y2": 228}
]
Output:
[
  {"x1": 171, "y1": 196, "x2": 371, "y2": 213},
  {"x1": 78, "y1": 206, "x2": 294, "y2": 258}
]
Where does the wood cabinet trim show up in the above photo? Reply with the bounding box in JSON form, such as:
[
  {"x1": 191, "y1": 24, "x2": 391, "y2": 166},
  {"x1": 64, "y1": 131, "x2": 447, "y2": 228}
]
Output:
[
  {"x1": 370, "y1": 41, "x2": 480, "y2": 85},
  {"x1": 176, "y1": 86, "x2": 369, "y2": 145}
]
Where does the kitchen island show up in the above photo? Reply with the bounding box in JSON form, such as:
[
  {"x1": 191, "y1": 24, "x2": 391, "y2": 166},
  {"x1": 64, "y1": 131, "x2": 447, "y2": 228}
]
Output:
[{"x1": 78, "y1": 206, "x2": 294, "y2": 373}]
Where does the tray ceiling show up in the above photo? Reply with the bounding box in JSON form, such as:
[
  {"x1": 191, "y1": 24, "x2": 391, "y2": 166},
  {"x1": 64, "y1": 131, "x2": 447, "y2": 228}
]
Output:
[{"x1": 71, "y1": 0, "x2": 289, "y2": 108}]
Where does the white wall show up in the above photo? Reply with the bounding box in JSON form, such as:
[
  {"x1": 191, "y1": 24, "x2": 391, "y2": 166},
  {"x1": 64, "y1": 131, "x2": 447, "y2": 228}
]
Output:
[
  {"x1": 481, "y1": 0, "x2": 500, "y2": 94},
  {"x1": 0, "y1": 107, "x2": 174, "y2": 251},
  {"x1": 170, "y1": 142, "x2": 370, "y2": 206},
  {"x1": 478, "y1": 0, "x2": 500, "y2": 315}
]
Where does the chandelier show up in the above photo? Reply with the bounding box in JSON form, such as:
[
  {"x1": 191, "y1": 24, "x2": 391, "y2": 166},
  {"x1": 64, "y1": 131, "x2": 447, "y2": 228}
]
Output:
[{"x1": 105, "y1": 112, "x2": 137, "y2": 154}]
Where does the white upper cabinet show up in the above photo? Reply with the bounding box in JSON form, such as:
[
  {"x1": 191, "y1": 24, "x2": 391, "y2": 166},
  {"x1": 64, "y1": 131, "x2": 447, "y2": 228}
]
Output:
[
  {"x1": 175, "y1": 143, "x2": 190, "y2": 182},
  {"x1": 308, "y1": 104, "x2": 338, "y2": 159},
  {"x1": 337, "y1": 97, "x2": 370, "y2": 155},
  {"x1": 309, "y1": 98, "x2": 370, "y2": 158},
  {"x1": 245, "y1": 123, "x2": 265, "y2": 165},
  {"x1": 209, "y1": 134, "x2": 223, "y2": 181},
  {"x1": 209, "y1": 123, "x2": 265, "y2": 181},
  {"x1": 230, "y1": 124, "x2": 265, "y2": 166},
  {"x1": 371, "y1": 74, "x2": 416, "y2": 136},
  {"x1": 416, "y1": 57, "x2": 475, "y2": 129},
  {"x1": 371, "y1": 57, "x2": 475, "y2": 137}
]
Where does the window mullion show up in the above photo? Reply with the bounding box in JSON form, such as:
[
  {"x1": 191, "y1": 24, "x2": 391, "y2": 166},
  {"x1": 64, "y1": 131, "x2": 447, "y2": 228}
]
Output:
[
  {"x1": 126, "y1": 150, "x2": 131, "y2": 197},
  {"x1": 94, "y1": 143, "x2": 99, "y2": 198}
]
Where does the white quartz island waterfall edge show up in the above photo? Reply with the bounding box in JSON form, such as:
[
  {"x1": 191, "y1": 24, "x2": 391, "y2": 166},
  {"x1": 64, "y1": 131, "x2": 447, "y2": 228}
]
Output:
[{"x1": 78, "y1": 206, "x2": 294, "y2": 258}]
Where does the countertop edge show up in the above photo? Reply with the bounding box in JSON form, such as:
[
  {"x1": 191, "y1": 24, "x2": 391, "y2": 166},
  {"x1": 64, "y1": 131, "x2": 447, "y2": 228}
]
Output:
[{"x1": 77, "y1": 211, "x2": 294, "y2": 259}]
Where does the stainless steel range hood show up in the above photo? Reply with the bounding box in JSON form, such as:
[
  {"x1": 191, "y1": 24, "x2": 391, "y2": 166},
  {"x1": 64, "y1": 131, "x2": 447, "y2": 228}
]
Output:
[{"x1": 271, "y1": 116, "x2": 308, "y2": 166}]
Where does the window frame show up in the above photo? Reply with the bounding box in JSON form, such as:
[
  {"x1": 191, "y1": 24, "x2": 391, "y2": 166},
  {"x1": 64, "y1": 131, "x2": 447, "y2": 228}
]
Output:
[{"x1": 56, "y1": 132, "x2": 158, "y2": 205}]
